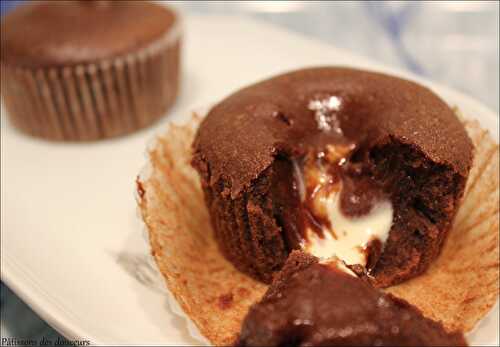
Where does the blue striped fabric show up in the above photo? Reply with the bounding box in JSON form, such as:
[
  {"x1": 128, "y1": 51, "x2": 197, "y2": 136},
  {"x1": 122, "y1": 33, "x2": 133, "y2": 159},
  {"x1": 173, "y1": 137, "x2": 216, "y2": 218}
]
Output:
[{"x1": 1, "y1": 0, "x2": 21, "y2": 16}]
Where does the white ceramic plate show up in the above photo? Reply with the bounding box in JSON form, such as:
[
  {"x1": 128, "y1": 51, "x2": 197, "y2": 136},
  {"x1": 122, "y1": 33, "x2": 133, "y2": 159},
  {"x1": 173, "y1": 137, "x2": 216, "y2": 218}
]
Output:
[{"x1": 1, "y1": 14, "x2": 498, "y2": 346}]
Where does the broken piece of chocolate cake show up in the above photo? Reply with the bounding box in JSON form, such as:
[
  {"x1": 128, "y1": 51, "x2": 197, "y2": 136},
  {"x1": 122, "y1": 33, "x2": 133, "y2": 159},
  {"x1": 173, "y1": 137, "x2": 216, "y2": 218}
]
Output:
[{"x1": 236, "y1": 251, "x2": 467, "y2": 347}]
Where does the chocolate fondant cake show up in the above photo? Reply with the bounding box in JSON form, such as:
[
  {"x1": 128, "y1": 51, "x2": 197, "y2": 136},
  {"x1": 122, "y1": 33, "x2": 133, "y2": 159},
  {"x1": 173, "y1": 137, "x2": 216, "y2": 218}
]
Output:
[
  {"x1": 192, "y1": 67, "x2": 473, "y2": 287},
  {"x1": 1, "y1": 0, "x2": 181, "y2": 141},
  {"x1": 236, "y1": 251, "x2": 467, "y2": 347}
]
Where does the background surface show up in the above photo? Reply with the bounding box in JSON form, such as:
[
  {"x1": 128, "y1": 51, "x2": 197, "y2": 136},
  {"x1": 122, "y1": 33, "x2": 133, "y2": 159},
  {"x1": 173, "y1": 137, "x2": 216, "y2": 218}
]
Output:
[{"x1": 1, "y1": 0, "x2": 499, "y2": 343}]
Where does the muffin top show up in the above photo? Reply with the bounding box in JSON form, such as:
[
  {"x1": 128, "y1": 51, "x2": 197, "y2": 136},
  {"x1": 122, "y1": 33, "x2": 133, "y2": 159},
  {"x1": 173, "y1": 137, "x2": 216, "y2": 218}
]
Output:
[
  {"x1": 1, "y1": 0, "x2": 178, "y2": 68},
  {"x1": 193, "y1": 67, "x2": 473, "y2": 197}
]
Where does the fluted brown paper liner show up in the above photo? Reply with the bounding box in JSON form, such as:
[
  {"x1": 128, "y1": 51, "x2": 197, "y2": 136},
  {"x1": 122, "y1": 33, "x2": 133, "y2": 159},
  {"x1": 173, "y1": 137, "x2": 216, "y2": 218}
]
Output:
[
  {"x1": 1, "y1": 27, "x2": 181, "y2": 141},
  {"x1": 137, "y1": 114, "x2": 499, "y2": 346}
]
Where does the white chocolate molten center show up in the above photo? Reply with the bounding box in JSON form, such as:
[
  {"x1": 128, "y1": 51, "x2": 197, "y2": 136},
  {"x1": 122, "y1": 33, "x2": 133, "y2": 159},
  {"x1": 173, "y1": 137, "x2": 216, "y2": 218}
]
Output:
[
  {"x1": 294, "y1": 143, "x2": 394, "y2": 268},
  {"x1": 302, "y1": 188, "x2": 393, "y2": 266}
]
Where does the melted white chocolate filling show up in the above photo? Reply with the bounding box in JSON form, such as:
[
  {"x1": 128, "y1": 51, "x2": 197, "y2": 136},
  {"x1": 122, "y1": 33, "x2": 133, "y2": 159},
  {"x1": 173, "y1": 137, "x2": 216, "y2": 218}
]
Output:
[
  {"x1": 302, "y1": 187, "x2": 393, "y2": 266},
  {"x1": 296, "y1": 144, "x2": 394, "y2": 268}
]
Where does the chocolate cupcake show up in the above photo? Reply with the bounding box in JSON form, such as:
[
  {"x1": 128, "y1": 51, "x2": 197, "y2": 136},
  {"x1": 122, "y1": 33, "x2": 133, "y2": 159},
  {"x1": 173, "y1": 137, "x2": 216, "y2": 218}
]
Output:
[
  {"x1": 1, "y1": 0, "x2": 181, "y2": 141},
  {"x1": 236, "y1": 251, "x2": 467, "y2": 347},
  {"x1": 192, "y1": 67, "x2": 473, "y2": 287}
]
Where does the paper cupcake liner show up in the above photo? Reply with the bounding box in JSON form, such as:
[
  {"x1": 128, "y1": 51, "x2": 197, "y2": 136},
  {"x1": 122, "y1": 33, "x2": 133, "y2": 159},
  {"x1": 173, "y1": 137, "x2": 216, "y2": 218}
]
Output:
[
  {"x1": 1, "y1": 19, "x2": 181, "y2": 141},
  {"x1": 137, "y1": 110, "x2": 499, "y2": 346}
]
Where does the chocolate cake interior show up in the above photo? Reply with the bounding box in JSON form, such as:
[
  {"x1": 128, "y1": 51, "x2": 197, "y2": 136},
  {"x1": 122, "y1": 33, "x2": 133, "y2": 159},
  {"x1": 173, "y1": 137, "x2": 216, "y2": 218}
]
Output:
[
  {"x1": 365, "y1": 140, "x2": 464, "y2": 286},
  {"x1": 266, "y1": 134, "x2": 464, "y2": 287}
]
